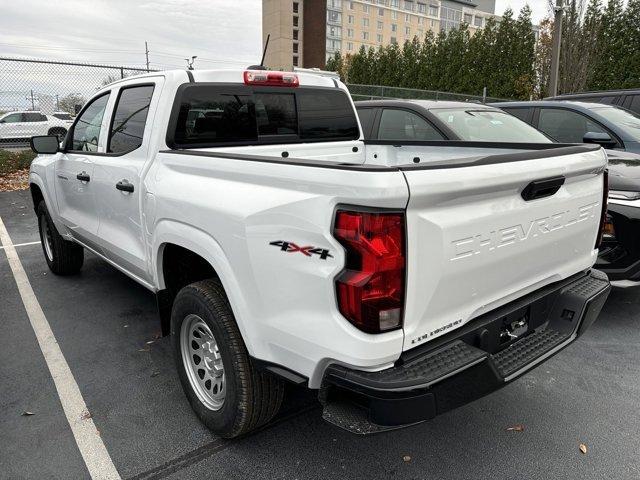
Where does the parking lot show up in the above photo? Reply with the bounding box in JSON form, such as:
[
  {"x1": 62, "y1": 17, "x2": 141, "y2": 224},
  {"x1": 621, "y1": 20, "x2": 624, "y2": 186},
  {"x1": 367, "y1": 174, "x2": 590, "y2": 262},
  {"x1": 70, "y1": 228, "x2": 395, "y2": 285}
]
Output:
[{"x1": 1, "y1": 187, "x2": 639, "y2": 480}]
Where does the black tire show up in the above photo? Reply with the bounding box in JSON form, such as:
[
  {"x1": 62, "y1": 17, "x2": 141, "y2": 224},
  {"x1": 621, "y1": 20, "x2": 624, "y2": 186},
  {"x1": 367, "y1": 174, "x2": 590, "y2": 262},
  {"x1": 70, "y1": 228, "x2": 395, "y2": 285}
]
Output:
[
  {"x1": 37, "y1": 201, "x2": 84, "y2": 275},
  {"x1": 47, "y1": 127, "x2": 67, "y2": 141},
  {"x1": 171, "y1": 279, "x2": 284, "y2": 438}
]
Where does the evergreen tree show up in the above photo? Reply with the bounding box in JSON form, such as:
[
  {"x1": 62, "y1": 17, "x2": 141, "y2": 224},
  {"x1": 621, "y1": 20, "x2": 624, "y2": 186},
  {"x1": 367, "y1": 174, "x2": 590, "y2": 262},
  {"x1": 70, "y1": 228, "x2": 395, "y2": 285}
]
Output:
[
  {"x1": 590, "y1": 0, "x2": 624, "y2": 89},
  {"x1": 621, "y1": 0, "x2": 640, "y2": 88}
]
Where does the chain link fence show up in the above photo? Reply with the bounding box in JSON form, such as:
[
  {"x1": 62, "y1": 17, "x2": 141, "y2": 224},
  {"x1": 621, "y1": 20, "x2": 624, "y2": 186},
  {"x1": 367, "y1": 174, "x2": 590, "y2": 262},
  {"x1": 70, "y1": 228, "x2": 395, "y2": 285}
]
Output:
[
  {"x1": 0, "y1": 56, "x2": 511, "y2": 149},
  {"x1": 0, "y1": 57, "x2": 154, "y2": 147},
  {"x1": 347, "y1": 83, "x2": 510, "y2": 103}
]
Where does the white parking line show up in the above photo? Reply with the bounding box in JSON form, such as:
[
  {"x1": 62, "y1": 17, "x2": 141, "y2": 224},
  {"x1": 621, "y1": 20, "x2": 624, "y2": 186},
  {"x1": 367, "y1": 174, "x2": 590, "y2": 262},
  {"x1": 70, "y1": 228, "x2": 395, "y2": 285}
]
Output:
[
  {"x1": 0, "y1": 240, "x2": 40, "y2": 250},
  {"x1": 0, "y1": 217, "x2": 121, "y2": 480}
]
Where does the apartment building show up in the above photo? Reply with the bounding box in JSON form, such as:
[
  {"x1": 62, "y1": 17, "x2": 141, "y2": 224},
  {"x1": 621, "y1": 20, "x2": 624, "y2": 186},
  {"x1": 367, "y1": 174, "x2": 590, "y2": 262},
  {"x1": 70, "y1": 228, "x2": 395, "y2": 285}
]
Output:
[{"x1": 262, "y1": 0, "x2": 497, "y2": 70}]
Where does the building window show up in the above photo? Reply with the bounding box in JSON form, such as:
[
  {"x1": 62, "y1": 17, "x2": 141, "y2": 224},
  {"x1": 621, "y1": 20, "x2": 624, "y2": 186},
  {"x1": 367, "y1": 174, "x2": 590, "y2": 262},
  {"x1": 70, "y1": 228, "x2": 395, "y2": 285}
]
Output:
[
  {"x1": 391, "y1": 10, "x2": 398, "y2": 19},
  {"x1": 347, "y1": 41, "x2": 353, "y2": 50},
  {"x1": 348, "y1": 14, "x2": 354, "y2": 23},
  {"x1": 405, "y1": 26, "x2": 410, "y2": 35},
  {"x1": 363, "y1": 4, "x2": 370, "y2": 13},
  {"x1": 293, "y1": 15, "x2": 298, "y2": 27},
  {"x1": 349, "y1": 1, "x2": 354, "y2": 9},
  {"x1": 390, "y1": 0, "x2": 399, "y2": 7},
  {"x1": 327, "y1": 0, "x2": 342, "y2": 8},
  {"x1": 417, "y1": 16, "x2": 424, "y2": 25},
  {"x1": 378, "y1": 7, "x2": 384, "y2": 16},
  {"x1": 377, "y1": 33, "x2": 383, "y2": 42},
  {"x1": 429, "y1": 5, "x2": 438, "y2": 16},
  {"x1": 293, "y1": 42, "x2": 298, "y2": 53},
  {"x1": 326, "y1": 38, "x2": 342, "y2": 51},
  {"x1": 391, "y1": 23, "x2": 397, "y2": 32},
  {"x1": 474, "y1": 16, "x2": 483, "y2": 27},
  {"x1": 377, "y1": 20, "x2": 383, "y2": 29},
  {"x1": 347, "y1": 28, "x2": 354, "y2": 37},
  {"x1": 293, "y1": 55, "x2": 298, "y2": 66},
  {"x1": 405, "y1": 13, "x2": 410, "y2": 22},
  {"x1": 430, "y1": 19, "x2": 435, "y2": 27},
  {"x1": 327, "y1": 10, "x2": 342, "y2": 23},
  {"x1": 417, "y1": 2, "x2": 426, "y2": 14},
  {"x1": 293, "y1": 29, "x2": 298, "y2": 40},
  {"x1": 363, "y1": 17, "x2": 369, "y2": 27},
  {"x1": 362, "y1": 31, "x2": 369, "y2": 40},
  {"x1": 293, "y1": 2, "x2": 298, "y2": 13},
  {"x1": 329, "y1": 25, "x2": 342, "y2": 37},
  {"x1": 404, "y1": 1, "x2": 413, "y2": 10},
  {"x1": 390, "y1": 36, "x2": 397, "y2": 44},
  {"x1": 464, "y1": 13, "x2": 472, "y2": 24},
  {"x1": 417, "y1": 29, "x2": 424, "y2": 37}
]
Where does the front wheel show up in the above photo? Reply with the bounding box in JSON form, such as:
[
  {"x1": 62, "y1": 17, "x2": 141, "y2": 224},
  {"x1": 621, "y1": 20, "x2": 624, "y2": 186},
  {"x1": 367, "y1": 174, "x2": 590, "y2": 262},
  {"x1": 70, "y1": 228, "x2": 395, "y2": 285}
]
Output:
[
  {"x1": 37, "y1": 201, "x2": 84, "y2": 275},
  {"x1": 171, "y1": 280, "x2": 284, "y2": 438}
]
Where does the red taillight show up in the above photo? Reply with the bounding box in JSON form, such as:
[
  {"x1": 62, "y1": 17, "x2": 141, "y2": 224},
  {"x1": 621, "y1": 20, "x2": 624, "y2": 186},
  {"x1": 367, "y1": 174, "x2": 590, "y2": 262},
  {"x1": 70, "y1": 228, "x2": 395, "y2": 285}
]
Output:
[
  {"x1": 596, "y1": 169, "x2": 609, "y2": 248},
  {"x1": 243, "y1": 70, "x2": 299, "y2": 87},
  {"x1": 333, "y1": 209, "x2": 406, "y2": 334}
]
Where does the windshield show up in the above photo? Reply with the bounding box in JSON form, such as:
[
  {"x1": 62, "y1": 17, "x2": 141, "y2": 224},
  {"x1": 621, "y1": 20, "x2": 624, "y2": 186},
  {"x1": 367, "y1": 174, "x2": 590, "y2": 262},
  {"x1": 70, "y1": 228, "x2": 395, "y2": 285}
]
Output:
[
  {"x1": 431, "y1": 108, "x2": 552, "y2": 143},
  {"x1": 592, "y1": 107, "x2": 640, "y2": 141}
]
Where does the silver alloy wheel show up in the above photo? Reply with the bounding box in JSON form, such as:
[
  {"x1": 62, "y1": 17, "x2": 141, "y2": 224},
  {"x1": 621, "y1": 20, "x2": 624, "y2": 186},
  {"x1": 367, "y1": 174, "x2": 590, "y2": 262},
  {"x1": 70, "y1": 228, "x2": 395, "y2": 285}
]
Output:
[
  {"x1": 180, "y1": 314, "x2": 226, "y2": 410},
  {"x1": 40, "y1": 215, "x2": 54, "y2": 262}
]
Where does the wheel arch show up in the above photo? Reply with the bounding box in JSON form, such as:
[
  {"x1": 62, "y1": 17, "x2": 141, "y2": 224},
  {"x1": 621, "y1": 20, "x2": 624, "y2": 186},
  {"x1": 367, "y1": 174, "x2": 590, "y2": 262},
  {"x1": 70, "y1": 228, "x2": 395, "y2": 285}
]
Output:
[{"x1": 152, "y1": 221, "x2": 254, "y2": 353}]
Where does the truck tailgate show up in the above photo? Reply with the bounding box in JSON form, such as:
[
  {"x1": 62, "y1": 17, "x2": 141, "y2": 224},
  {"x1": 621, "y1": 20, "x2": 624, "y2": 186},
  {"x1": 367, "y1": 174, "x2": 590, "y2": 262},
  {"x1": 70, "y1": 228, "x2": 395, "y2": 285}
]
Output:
[{"x1": 401, "y1": 147, "x2": 607, "y2": 351}]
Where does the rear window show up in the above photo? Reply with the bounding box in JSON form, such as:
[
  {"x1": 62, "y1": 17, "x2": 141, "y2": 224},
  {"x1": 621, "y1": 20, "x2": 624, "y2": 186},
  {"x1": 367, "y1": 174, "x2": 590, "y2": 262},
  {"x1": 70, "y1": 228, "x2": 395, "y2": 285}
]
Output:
[{"x1": 169, "y1": 85, "x2": 359, "y2": 148}]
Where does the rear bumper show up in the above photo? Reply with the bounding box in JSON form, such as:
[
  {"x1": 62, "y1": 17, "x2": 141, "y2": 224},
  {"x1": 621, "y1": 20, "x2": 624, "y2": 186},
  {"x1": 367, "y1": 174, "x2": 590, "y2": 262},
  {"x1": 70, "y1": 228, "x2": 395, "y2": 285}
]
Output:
[{"x1": 321, "y1": 269, "x2": 610, "y2": 434}]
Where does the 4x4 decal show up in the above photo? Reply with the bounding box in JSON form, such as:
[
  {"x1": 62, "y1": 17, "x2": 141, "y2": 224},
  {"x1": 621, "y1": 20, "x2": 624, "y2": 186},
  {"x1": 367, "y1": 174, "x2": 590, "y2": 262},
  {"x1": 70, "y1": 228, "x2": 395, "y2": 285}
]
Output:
[{"x1": 269, "y1": 241, "x2": 333, "y2": 260}]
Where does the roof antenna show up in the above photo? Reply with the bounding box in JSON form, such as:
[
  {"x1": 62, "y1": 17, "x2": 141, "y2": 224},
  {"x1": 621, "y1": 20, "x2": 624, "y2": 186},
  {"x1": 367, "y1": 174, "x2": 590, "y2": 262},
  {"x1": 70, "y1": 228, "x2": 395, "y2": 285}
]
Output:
[{"x1": 249, "y1": 34, "x2": 269, "y2": 70}]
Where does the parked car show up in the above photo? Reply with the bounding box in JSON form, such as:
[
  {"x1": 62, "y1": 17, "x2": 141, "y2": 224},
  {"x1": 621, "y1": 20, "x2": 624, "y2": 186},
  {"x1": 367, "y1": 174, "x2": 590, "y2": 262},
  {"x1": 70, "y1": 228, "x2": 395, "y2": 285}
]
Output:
[
  {"x1": 29, "y1": 69, "x2": 610, "y2": 438},
  {"x1": 0, "y1": 110, "x2": 70, "y2": 142},
  {"x1": 492, "y1": 101, "x2": 640, "y2": 154},
  {"x1": 355, "y1": 99, "x2": 552, "y2": 143},
  {"x1": 495, "y1": 100, "x2": 640, "y2": 286},
  {"x1": 548, "y1": 88, "x2": 640, "y2": 115}
]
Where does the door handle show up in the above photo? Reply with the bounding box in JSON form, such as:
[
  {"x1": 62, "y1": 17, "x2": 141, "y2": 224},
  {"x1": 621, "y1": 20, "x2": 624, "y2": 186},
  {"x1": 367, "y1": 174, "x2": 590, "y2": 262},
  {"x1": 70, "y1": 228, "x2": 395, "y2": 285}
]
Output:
[
  {"x1": 116, "y1": 179, "x2": 134, "y2": 193},
  {"x1": 76, "y1": 171, "x2": 90, "y2": 182}
]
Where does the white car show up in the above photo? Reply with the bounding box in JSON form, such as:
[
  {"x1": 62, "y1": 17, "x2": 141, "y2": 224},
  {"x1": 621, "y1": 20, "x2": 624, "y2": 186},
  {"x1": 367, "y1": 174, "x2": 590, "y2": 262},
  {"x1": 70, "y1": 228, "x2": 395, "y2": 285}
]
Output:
[
  {"x1": 28, "y1": 69, "x2": 611, "y2": 438},
  {"x1": 0, "y1": 110, "x2": 71, "y2": 141}
]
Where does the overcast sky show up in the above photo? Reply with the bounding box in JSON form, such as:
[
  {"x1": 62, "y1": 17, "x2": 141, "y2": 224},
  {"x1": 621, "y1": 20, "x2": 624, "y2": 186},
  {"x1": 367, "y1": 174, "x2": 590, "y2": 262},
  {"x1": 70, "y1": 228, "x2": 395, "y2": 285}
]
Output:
[{"x1": 0, "y1": 1, "x2": 549, "y2": 69}]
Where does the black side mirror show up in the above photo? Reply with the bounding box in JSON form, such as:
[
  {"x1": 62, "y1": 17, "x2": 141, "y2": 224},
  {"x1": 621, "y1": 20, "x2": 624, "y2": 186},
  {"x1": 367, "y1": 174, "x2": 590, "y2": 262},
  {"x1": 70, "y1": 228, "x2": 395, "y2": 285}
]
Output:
[
  {"x1": 30, "y1": 135, "x2": 60, "y2": 154},
  {"x1": 583, "y1": 131, "x2": 617, "y2": 148}
]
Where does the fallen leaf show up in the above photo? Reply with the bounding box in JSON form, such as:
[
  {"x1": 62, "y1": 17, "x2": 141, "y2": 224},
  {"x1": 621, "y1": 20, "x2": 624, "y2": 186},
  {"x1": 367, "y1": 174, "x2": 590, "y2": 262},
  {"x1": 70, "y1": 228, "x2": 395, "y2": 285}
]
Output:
[
  {"x1": 138, "y1": 348, "x2": 150, "y2": 352},
  {"x1": 506, "y1": 424, "x2": 525, "y2": 432},
  {"x1": 80, "y1": 411, "x2": 92, "y2": 420},
  {"x1": 123, "y1": 325, "x2": 129, "y2": 328},
  {"x1": 146, "y1": 340, "x2": 154, "y2": 345},
  {"x1": 151, "y1": 371, "x2": 160, "y2": 378},
  {"x1": 21, "y1": 411, "x2": 35, "y2": 416},
  {"x1": 579, "y1": 444, "x2": 587, "y2": 454},
  {"x1": 402, "y1": 455, "x2": 411, "y2": 462}
]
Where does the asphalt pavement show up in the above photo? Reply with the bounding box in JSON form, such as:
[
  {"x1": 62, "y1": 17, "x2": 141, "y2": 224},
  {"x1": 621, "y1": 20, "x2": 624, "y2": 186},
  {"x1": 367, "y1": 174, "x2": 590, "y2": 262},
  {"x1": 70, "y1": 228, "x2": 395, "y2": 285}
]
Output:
[{"x1": 1, "y1": 188, "x2": 639, "y2": 480}]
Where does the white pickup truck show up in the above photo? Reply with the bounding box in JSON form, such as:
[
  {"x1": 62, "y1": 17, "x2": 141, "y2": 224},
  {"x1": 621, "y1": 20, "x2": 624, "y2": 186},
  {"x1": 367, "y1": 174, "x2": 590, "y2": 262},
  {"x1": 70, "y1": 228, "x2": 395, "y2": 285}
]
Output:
[{"x1": 29, "y1": 69, "x2": 611, "y2": 437}]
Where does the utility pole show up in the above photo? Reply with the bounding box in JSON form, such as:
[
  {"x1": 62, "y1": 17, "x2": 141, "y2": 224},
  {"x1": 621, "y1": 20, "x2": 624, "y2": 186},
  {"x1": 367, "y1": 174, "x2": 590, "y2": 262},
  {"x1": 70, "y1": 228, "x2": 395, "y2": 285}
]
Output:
[
  {"x1": 145, "y1": 41, "x2": 150, "y2": 72},
  {"x1": 56, "y1": 94, "x2": 59, "y2": 111},
  {"x1": 26, "y1": 89, "x2": 35, "y2": 110},
  {"x1": 549, "y1": 0, "x2": 564, "y2": 97}
]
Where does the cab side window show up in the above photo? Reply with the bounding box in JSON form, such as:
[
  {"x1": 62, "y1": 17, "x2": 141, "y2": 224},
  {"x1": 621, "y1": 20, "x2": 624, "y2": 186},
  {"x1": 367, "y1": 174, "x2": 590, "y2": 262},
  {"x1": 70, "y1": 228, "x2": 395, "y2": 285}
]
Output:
[
  {"x1": 1, "y1": 113, "x2": 22, "y2": 123},
  {"x1": 23, "y1": 112, "x2": 47, "y2": 122},
  {"x1": 108, "y1": 85, "x2": 154, "y2": 154},
  {"x1": 71, "y1": 93, "x2": 110, "y2": 152},
  {"x1": 378, "y1": 108, "x2": 444, "y2": 141},
  {"x1": 537, "y1": 108, "x2": 608, "y2": 143}
]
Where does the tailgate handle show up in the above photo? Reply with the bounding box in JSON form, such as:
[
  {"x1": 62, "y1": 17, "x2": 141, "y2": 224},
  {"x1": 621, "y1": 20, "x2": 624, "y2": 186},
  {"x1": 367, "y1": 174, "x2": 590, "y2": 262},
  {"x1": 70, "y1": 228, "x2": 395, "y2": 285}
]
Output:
[{"x1": 521, "y1": 176, "x2": 565, "y2": 201}]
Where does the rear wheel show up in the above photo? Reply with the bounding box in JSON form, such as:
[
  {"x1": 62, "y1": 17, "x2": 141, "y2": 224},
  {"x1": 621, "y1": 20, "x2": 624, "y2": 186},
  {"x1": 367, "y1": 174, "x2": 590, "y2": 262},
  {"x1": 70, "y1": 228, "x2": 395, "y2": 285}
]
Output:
[
  {"x1": 47, "y1": 127, "x2": 67, "y2": 141},
  {"x1": 37, "y1": 201, "x2": 83, "y2": 275},
  {"x1": 171, "y1": 279, "x2": 284, "y2": 438}
]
